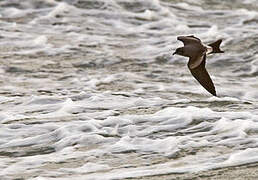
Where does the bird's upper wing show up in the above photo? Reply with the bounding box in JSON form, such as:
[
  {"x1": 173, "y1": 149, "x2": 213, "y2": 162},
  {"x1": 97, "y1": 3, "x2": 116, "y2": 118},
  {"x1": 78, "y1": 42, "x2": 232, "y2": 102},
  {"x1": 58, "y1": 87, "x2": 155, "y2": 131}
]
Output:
[
  {"x1": 188, "y1": 54, "x2": 216, "y2": 96},
  {"x1": 186, "y1": 35, "x2": 201, "y2": 41},
  {"x1": 177, "y1": 35, "x2": 201, "y2": 46}
]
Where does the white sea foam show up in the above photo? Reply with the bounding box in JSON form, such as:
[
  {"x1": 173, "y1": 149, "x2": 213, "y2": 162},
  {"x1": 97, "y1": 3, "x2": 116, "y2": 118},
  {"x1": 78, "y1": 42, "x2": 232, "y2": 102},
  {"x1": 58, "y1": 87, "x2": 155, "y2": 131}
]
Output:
[
  {"x1": 1, "y1": 97, "x2": 258, "y2": 178},
  {"x1": 61, "y1": 162, "x2": 110, "y2": 173},
  {"x1": 1, "y1": 8, "x2": 25, "y2": 18},
  {"x1": 46, "y1": 2, "x2": 77, "y2": 19},
  {"x1": 135, "y1": 9, "x2": 158, "y2": 21}
]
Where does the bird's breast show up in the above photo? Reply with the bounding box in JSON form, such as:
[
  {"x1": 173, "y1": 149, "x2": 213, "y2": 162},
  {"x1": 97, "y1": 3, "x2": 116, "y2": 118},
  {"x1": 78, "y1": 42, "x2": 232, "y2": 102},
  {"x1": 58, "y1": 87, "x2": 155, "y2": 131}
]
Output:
[{"x1": 184, "y1": 45, "x2": 203, "y2": 58}]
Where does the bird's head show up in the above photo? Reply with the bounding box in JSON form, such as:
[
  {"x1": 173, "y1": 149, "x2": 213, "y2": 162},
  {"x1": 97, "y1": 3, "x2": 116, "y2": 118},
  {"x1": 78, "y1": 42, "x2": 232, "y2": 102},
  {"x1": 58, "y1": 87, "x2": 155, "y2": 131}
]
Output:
[{"x1": 172, "y1": 47, "x2": 184, "y2": 56}]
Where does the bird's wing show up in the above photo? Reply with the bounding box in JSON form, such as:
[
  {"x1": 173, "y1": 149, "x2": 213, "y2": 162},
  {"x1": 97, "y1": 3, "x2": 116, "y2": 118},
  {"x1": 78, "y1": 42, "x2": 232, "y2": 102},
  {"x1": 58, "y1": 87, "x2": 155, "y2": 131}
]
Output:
[
  {"x1": 188, "y1": 54, "x2": 216, "y2": 96},
  {"x1": 177, "y1": 35, "x2": 201, "y2": 46},
  {"x1": 188, "y1": 51, "x2": 205, "y2": 69},
  {"x1": 186, "y1": 35, "x2": 201, "y2": 41}
]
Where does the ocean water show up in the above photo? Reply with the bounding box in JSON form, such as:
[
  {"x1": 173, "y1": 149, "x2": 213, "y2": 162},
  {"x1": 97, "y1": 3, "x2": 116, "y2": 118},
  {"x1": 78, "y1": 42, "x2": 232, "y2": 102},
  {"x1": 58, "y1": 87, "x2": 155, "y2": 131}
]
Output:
[{"x1": 0, "y1": 0, "x2": 258, "y2": 179}]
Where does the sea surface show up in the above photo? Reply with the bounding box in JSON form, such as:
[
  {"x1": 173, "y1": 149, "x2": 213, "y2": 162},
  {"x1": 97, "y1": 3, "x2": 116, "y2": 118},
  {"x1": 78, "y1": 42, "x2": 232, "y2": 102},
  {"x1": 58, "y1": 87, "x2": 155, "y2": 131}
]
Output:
[{"x1": 0, "y1": 0, "x2": 258, "y2": 179}]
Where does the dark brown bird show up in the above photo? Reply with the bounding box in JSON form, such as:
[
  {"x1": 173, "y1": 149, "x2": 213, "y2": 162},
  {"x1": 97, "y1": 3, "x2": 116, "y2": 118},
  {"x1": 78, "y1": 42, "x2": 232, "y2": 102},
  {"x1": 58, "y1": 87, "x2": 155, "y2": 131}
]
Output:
[{"x1": 173, "y1": 35, "x2": 224, "y2": 96}]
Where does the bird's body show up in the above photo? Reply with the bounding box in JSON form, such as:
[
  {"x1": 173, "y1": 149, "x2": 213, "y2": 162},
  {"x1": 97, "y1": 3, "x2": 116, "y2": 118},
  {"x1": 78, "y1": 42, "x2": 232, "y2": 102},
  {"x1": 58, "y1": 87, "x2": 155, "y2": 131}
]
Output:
[{"x1": 173, "y1": 35, "x2": 224, "y2": 96}]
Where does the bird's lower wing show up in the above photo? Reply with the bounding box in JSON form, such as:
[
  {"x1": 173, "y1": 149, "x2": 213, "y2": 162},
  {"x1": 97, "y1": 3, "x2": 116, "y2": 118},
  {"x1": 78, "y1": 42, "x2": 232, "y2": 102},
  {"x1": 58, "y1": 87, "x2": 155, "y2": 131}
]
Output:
[
  {"x1": 188, "y1": 52, "x2": 205, "y2": 69},
  {"x1": 188, "y1": 55, "x2": 216, "y2": 96}
]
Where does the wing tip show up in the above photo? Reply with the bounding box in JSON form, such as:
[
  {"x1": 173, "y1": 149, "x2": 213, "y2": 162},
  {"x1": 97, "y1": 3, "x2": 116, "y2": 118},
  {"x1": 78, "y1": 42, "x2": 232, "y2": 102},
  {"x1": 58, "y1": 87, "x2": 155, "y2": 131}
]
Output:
[
  {"x1": 211, "y1": 91, "x2": 217, "y2": 96},
  {"x1": 206, "y1": 86, "x2": 216, "y2": 96},
  {"x1": 177, "y1": 36, "x2": 183, "y2": 41}
]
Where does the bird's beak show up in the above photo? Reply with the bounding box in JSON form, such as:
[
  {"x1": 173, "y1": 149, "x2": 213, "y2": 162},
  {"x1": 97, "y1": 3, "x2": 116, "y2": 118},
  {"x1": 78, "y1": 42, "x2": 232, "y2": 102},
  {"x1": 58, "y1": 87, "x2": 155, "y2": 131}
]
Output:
[{"x1": 172, "y1": 51, "x2": 176, "y2": 55}]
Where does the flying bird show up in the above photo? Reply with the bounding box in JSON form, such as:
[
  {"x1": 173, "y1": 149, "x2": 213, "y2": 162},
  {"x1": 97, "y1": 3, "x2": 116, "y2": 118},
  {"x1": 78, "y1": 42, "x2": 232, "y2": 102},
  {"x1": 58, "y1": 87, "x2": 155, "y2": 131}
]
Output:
[{"x1": 173, "y1": 35, "x2": 224, "y2": 96}]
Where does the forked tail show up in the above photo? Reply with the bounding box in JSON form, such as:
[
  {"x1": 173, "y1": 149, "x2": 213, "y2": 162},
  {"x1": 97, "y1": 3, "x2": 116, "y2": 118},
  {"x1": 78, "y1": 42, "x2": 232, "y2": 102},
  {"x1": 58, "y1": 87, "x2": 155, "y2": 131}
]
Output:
[{"x1": 208, "y1": 39, "x2": 224, "y2": 53}]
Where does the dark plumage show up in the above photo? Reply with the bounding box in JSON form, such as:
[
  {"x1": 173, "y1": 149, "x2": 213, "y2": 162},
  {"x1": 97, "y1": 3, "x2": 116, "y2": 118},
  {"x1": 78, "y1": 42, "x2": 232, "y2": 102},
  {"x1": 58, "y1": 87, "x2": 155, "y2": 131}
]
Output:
[{"x1": 173, "y1": 35, "x2": 224, "y2": 96}]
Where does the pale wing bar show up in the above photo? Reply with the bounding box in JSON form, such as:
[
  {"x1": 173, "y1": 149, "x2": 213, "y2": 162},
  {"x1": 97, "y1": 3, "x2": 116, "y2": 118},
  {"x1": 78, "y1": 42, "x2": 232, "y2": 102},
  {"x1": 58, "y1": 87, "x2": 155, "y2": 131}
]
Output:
[
  {"x1": 188, "y1": 55, "x2": 216, "y2": 96},
  {"x1": 177, "y1": 35, "x2": 201, "y2": 46}
]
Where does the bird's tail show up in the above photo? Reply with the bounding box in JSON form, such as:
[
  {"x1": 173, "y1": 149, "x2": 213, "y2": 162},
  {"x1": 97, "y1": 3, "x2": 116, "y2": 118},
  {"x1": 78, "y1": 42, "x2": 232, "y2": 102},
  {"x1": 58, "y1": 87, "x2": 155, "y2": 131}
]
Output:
[{"x1": 208, "y1": 39, "x2": 224, "y2": 54}]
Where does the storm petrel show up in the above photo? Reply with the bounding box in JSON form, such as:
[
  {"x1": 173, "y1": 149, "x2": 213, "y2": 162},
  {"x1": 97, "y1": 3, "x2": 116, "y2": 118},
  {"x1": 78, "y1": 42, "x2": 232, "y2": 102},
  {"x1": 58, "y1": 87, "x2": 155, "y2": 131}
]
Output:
[{"x1": 173, "y1": 35, "x2": 224, "y2": 96}]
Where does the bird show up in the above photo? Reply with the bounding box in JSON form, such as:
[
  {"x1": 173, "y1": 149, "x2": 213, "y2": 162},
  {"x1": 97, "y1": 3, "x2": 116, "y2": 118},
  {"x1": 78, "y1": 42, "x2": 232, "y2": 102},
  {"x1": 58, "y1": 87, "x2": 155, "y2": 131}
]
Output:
[{"x1": 173, "y1": 35, "x2": 224, "y2": 96}]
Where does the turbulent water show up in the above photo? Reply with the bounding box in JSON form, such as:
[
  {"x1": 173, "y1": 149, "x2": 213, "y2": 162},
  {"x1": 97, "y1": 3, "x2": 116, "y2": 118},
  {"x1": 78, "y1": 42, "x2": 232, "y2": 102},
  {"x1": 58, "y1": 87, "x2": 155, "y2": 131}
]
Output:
[{"x1": 0, "y1": 0, "x2": 258, "y2": 179}]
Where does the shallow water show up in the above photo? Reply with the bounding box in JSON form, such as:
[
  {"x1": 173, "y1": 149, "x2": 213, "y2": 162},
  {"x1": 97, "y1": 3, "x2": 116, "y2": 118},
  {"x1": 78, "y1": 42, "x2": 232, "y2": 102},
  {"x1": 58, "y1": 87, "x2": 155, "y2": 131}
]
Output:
[{"x1": 0, "y1": 0, "x2": 258, "y2": 179}]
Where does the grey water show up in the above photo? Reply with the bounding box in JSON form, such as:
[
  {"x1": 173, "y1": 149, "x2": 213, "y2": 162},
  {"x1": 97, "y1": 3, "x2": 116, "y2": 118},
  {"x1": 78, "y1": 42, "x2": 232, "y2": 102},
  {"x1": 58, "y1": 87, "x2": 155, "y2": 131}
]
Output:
[{"x1": 0, "y1": 0, "x2": 258, "y2": 179}]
